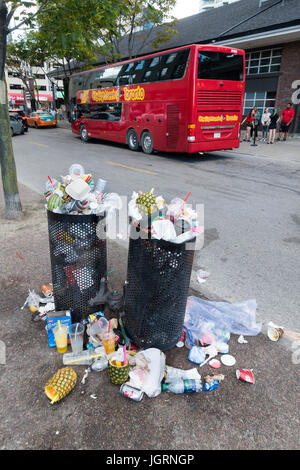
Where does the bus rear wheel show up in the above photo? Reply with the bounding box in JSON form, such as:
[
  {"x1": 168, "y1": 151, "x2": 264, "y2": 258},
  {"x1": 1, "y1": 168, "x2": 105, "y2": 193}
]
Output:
[
  {"x1": 127, "y1": 129, "x2": 139, "y2": 151},
  {"x1": 141, "y1": 131, "x2": 153, "y2": 155},
  {"x1": 80, "y1": 125, "x2": 89, "y2": 142}
]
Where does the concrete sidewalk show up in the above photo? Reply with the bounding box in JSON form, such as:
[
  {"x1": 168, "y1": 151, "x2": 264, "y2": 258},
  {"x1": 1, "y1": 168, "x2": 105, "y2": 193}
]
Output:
[
  {"x1": 229, "y1": 137, "x2": 300, "y2": 164},
  {"x1": 0, "y1": 182, "x2": 299, "y2": 450}
]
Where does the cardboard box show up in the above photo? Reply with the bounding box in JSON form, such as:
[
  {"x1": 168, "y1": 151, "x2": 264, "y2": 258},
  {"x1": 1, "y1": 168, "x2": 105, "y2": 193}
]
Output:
[{"x1": 46, "y1": 310, "x2": 72, "y2": 348}]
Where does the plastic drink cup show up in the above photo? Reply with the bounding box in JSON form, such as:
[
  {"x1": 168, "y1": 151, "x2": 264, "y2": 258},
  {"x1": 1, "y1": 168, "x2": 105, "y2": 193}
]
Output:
[
  {"x1": 102, "y1": 332, "x2": 115, "y2": 355},
  {"x1": 53, "y1": 323, "x2": 68, "y2": 353},
  {"x1": 69, "y1": 323, "x2": 84, "y2": 354},
  {"x1": 95, "y1": 178, "x2": 107, "y2": 193}
]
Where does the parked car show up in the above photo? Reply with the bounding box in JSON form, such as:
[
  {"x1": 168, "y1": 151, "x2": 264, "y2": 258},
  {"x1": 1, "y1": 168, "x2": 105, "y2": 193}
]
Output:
[
  {"x1": 27, "y1": 110, "x2": 57, "y2": 128},
  {"x1": 9, "y1": 114, "x2": 25, "y2": 136},
  {"x1": 10, "y1": 109, "x2": 29, "y2": 132}
]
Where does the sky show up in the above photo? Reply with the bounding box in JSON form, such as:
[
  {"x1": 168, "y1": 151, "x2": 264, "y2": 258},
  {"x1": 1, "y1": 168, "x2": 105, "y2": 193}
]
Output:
[
  {"x1": 172, "y1": 0, "x2": 240, "y2": 19},
  {"x1": 172, "y1": 0, "x2": 200, "y2": 19}
]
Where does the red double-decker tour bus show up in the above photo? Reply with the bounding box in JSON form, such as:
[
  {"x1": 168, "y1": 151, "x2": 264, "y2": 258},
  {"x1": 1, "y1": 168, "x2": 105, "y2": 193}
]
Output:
[{"x1": 69, "y1": 44, "x2": 245, "y2": 154}]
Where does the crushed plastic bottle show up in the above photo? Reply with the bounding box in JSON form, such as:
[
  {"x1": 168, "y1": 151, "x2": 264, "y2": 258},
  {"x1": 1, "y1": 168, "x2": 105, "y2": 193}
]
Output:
[
  {"x1": 162, "y1": 379, "x2": 202, "y2": 394},
  {"x1": 165, "y1": 366, "x2": 201, "y2": 383}
]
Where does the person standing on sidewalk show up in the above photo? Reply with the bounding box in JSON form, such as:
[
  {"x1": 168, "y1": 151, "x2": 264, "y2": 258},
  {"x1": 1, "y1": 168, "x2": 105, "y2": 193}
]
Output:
[
  {"x1": 277, "y1": 102, "x2": 295, "y2": 141},
  {"x1": 267, "y1": 108, "x2": 279, "y2": 144},
  {"x1": 261, "y1": 107, "x2": 271, "y2": 142},
  {"x1": 251, "y1": 106, "x2": 261, "y2": 142},
  {"x1": 241, "y1": 108, "x2": 255, "y2": 142}
]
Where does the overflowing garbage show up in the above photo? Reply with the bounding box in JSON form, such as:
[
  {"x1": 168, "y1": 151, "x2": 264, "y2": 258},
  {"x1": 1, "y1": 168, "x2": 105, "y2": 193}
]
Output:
[
  {"x1": 21, "y1": 166, "x2": 275, "y2": 407},
  {"x1": 129, "y1": 188, "x2": 203, "y2": 243},
  {"x1": 44, "y1": 163, "x2": 121, "y2": 216}
]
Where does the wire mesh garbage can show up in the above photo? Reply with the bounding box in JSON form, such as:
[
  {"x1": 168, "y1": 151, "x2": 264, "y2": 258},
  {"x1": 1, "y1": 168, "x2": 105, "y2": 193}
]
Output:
[
  {"x1": 47, "y1": 210, "x2": 107, "y2": 320},
  {"x1": 124, "y1": 225, "x2": 196, "y2": 351}
]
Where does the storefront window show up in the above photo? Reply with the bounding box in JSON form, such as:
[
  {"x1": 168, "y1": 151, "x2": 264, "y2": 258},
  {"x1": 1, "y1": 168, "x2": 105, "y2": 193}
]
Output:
[{"x1": 243, "y1": 91, "x2": 276, "y2": 116}]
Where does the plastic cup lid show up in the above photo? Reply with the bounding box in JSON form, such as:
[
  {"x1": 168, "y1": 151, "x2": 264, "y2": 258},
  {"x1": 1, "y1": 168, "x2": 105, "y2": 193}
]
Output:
[
  {"x1": 221, "y1": 354, "x2": 236, "y2": 366},
  {"x1": 209, "y1": 359, "x2": 221, "y2": 369}
]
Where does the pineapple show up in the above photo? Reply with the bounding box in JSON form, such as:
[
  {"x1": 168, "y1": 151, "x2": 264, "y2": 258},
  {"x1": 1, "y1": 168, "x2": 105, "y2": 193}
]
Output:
[
  {"x1": 44, "y1": 367, "x2": 77, "y2": 404},
  {"x1": 136, "y1": 188, "x2": 157, "y2": 216}
]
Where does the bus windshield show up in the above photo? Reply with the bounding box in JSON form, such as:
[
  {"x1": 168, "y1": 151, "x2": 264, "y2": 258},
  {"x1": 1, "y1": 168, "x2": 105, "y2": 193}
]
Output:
[{"x1": 198, "y1": 51, "x2": 244, "y2": 81}]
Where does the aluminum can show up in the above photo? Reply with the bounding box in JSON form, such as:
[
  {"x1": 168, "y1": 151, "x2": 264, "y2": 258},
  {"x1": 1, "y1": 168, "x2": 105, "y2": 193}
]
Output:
[
  {"x1": 120, "y1": 384, "x2": 144, "y2": 402},
  {"x1": 236, "y1": 369, "x2": 255, "y2": 384},
  {"x1": 41, "y1": 284, "x2": 53, "y2": 298}
]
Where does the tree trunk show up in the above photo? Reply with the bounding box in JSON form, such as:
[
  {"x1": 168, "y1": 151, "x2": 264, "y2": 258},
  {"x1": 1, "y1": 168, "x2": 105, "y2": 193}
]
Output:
[{"x1": 0, "y1": 1, "x2": 23, "y2": 219}]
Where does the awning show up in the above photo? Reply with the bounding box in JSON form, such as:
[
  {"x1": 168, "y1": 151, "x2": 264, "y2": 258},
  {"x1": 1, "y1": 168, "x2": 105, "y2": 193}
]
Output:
[
  {"x1": 8, "y1": 93, "x2": 24, "y2": 104},
  {"x1": 8, "y1": 92, "x2": 53, "y2": 103}
]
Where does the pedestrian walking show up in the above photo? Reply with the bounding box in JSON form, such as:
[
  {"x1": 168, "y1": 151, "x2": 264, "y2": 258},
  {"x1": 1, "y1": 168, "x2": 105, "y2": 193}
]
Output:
[
  {"x1": 58, "y1": 107, "x2": 65, "y2": 120},
  {"x1": 277, "y1": 102, "x2": 295, "y2": 141},
  {"x1": 241, "y1": 108, "x2": 255, "y2": 142},
  {"x1": 267, "y1": 108, "x2": 279, "y2": 144},
  {"x1": 261, "y1": 107, "x2": 271, "y2": 141}
]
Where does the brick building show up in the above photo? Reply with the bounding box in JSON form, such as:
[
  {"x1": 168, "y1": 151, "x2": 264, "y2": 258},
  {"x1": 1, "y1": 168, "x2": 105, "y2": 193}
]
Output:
[{"x1": 50, "y1": 0, "x2": 300, "y2": 131}]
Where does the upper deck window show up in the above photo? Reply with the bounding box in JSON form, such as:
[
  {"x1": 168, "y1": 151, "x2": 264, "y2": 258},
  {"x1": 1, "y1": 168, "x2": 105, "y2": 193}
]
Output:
[{"x1": 198, "y1": 51, "x2": 244, "y2": 81}]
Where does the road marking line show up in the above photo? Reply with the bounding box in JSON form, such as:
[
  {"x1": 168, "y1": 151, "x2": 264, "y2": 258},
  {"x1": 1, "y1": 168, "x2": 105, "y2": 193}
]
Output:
[
  {"x1": 105, "y1": 161, "x2": 157, "y2": 175},
  {"x1": 28, "y1": 141, "x2": 49, "y2": 148}
]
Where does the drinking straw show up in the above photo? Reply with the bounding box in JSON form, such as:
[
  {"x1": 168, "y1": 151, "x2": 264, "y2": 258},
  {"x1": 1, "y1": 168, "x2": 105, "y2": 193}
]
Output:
[
  {"x1": 48, "y1": 176, "x2": 56, "y2": 191},
  {"x1": 74, "y1": 323, "x2": 79, "y2": 344},
  {"x1": 123, "y1": 345, "x2": 127, "y2": 366},
  {"x1": 108, "y1": 320, "x2": 111, "y2": 334},
  {"x1": 184, "y1": 191, "x2": 191, "y2": 203},
  {"x1": 58, "y1": 320, "x2": 61, "y2": 329},
  {"x1": 65, "y1": 353, "x2": 102, "y2": 365}
]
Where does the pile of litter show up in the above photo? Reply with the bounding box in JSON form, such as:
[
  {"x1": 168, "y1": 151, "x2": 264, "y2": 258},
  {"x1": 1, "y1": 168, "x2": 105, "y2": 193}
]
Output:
[
  {"x1": 44, "y1": 163, "x2": 121, "y2": 216},
  {"x1": 129, "y1": 189, "x2": 203, "y2": 243}
]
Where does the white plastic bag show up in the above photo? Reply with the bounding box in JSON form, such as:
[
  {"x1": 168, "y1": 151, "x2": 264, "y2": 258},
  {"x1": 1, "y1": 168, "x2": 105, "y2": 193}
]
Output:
[{"x1": 128, "y1": 348, "x2": 166, "y2": 398}]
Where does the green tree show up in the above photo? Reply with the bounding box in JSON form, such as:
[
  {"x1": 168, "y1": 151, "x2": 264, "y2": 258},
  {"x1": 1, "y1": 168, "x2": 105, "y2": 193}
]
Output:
[
  {"x1": 0, "y1": 0, "x2": 49, "y2": 219},
  {"x1": 0, "y1": 0, "x2": 127, "y2": 218},
  {"x1": 97, "y1": 0, "x2": 178, "y2": 63}
]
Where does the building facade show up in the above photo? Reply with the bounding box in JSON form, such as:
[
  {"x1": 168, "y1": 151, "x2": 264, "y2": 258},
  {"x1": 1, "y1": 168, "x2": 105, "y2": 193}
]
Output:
[{"x1": 5, "y1": 62, "x2": 64, "y2": 109}]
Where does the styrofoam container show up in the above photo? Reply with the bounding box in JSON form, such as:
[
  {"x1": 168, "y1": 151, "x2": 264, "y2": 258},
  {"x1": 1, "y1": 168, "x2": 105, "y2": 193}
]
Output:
[{"x1": 65, "y1": 179, "x2": 90, "y2": 200}]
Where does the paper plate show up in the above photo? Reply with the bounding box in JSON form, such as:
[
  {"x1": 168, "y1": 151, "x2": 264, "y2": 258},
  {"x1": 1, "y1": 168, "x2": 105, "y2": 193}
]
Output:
[{"x1": 221, "y1": 354, "x2": 236, "y2": 366}]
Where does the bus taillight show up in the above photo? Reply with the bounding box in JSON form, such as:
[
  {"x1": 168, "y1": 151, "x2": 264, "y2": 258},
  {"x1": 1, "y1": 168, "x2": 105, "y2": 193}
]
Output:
[{"x1": 187, "y1": 124, "x2": 196, "y2": 142}]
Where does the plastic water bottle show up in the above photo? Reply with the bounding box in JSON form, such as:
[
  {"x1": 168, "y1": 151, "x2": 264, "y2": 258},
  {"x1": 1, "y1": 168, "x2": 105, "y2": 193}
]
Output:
[{"x1": 162, "y1": 379, "x2": 202, "y2": 394}]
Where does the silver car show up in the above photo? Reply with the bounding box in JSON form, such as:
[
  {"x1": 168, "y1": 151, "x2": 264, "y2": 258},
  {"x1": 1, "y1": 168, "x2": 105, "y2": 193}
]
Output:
[{"x1": 9, "y1": 114, "x2": 25, "y2": 136}]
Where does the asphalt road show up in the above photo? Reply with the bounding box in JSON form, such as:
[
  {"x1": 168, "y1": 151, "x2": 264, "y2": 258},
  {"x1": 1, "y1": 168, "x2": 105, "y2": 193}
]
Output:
[{"x1": 12, "y1": 127, "x2": 300, "y2": 340}]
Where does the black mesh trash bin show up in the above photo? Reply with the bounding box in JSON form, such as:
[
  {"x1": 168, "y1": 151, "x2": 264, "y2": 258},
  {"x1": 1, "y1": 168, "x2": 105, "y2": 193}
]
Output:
[
  {"x1": 124, "y1": 225, "x2": 195, "y2": 351},
  {"x1": 47, "y1": 210, "x2": 107, "y2": 320}
]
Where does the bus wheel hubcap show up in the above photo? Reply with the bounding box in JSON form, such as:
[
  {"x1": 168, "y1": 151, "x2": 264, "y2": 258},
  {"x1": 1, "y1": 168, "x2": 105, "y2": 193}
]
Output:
[
  {"x1": 130, "y1": 134, "x2": 137, "y2": 147},
  {"x1": 144, "y1": 136, "x2": 152, "y2": 150}
]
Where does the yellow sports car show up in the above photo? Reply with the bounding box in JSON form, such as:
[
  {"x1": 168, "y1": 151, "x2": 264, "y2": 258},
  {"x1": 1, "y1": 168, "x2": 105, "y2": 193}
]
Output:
[{"x1": 27, "y1": 110, "x2": 57, "y2": 128}]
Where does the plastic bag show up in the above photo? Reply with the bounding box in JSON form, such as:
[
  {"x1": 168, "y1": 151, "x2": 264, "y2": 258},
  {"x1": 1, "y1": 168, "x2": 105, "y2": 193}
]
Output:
[
  {"x1": 127, "y1": 348, "x2": 166, "y2": 398},
  {"x1": 184, "y1": 296, "x2": 261, "y2": 339}
]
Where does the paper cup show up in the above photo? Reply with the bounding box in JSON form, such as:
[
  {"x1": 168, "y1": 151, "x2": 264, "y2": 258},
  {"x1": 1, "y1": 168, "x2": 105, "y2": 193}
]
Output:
[{"x1": 267, "y1": 322, "x2": 284, "y2": 342}]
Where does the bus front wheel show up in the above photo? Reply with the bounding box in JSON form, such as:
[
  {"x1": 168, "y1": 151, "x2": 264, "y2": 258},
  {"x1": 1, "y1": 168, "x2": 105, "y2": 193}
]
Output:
[
  {"x1": 80, "y1": 125, "x2": 89, "y2": 142},
  {"x1": 127, "y1": 129, "x2": 139, "y2": 151},
  {"x1": 141, "y1": 131, "x2": 153, "y2": 155}
]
